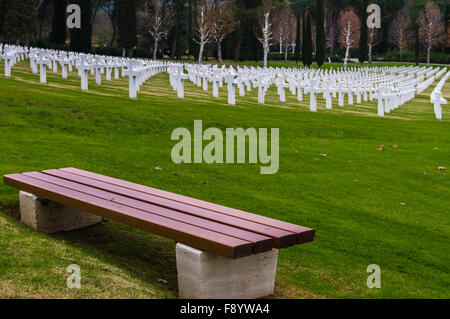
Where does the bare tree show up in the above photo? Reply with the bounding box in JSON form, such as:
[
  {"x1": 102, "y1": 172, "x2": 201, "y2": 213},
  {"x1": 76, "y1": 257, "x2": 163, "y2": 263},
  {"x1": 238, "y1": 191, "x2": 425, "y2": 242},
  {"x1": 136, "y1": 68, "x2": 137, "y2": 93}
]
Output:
[
  {"x1": 195, "y1": 1, "x2": 214, "y2": 64},
  {"x1": 256, "y1": 0, "x2": 273, "y2": 68},
  {"x1": 418, "y1": 2, "x2": 446, "y2": 66},
  {"x1": 212, "y1": 0, "x2": 238, "y2": 63},
  {"x1": 326, "y1": 9, "x2": 337, "y2": 52},
  {"x1": 338, "y1": 7, "x2": 360, "y2": 68},
  {"x1": 102, "y1": 0, "x2": 118, "y2": 46},
  {"x1": 368, "y1": 26, "x2": 381, "y2": 63},
  {"x1": 147, "y1": 0, "x2": 173, "y2": 60},
  {"x1": 273, "y1": 5, "x2": 296, "y2": 62},
  {"x1": 389, "y1": 11, "x2": 410, "y2": 62}
]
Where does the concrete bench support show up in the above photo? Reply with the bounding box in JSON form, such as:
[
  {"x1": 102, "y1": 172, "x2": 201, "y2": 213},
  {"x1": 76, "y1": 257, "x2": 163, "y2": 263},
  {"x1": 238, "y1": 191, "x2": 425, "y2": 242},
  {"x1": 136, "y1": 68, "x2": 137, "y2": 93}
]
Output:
[
  {"x1": 19, "y1": 191, "x2": 102, "y2": 233},
  {"x1": 176, "y1": 243, "x2": 278, "y2": 299}
]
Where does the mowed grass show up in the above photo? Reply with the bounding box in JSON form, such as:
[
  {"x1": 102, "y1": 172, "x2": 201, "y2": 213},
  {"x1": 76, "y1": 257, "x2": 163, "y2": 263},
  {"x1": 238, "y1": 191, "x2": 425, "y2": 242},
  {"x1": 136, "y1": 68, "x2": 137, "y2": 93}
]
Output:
[{"x1": 0, "y1": 60, "x2": 449, "y2": 298}]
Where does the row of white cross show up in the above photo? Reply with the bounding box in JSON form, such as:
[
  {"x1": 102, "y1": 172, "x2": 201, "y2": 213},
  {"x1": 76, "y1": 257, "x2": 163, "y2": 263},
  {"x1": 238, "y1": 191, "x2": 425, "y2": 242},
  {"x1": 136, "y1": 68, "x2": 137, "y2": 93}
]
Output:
[
  {"x1": 1, "y1": 44, "x2": 169, "y2": 99},
  {"x1": 1, "y1": 44, "x2": 448, "y2": 119},
  {"x1": 168, "y1": 63, "x2": 447, "y2": 118}
]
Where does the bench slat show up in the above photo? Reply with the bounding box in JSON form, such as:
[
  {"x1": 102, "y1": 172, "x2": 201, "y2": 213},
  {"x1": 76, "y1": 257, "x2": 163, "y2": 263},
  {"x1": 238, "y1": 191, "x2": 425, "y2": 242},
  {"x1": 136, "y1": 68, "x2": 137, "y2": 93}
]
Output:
[
  {"x1": 23, "y1": 171, "x2": 273, "y2": 254},
  {"x1": 3, "y1": 173, "x2": 253, "y2": 259},
  {"x1": 60, "y1": 167, "x2": 314, "y2": 244},
  {"x1": 43, "y1": 169, "x2": 298, "y2": 248}
]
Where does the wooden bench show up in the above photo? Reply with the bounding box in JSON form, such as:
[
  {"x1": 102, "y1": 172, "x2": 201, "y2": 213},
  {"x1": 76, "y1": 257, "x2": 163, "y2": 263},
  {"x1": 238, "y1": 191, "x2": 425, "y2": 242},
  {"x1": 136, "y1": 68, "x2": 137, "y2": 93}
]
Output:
[{"x1": 3, "y1": 168, "x2": 315, "y2": 298}]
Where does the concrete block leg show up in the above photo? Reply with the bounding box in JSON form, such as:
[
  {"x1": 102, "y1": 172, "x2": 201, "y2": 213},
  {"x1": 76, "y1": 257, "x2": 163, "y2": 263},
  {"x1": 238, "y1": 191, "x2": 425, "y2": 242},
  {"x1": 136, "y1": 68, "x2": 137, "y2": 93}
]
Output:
[
  {"x1": 19, "y1": 191, "x2": 102, "y2": 233},
  {"x1": 176, "y1": 243, "x2": 278, "y2": 299}
]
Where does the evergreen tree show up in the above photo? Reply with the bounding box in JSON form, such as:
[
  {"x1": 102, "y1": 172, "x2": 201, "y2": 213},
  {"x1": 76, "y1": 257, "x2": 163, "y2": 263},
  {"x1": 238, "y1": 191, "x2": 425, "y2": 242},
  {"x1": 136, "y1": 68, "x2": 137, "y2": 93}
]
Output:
[
  {"x1": 315, "y1": 0, "x2": 326, "y2": 67},
  {"x1": 303, "y1": 10, "x2": 312, "y2": 67},
  {"x1": 2, "y1": 0, "x2": 37, "y2": 45},
  {"x1": 0, "y1": 0, "x2": 7, "y2": 41},
  {"x1": 117, "y1": 0, "x2": 138, "y2": 57},
  {"x1": 358, "y1": 0, "x2": 368, "y2": 63},
  {"x1": 70, "y1": 0, "x2": 92, "y2": 53},
  {"x1": 51, "y1": 0, "x2": 67, "y2": 45},
  {"x1": 294, "y1": 12, "x2": 301, "y2": 64}
]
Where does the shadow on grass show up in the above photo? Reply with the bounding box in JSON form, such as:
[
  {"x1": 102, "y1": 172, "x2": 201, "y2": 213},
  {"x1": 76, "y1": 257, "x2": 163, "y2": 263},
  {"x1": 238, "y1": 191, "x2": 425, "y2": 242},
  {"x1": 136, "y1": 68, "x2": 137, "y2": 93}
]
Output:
[{"x1": 1, "y1": 203, "x2": 178, "y2": 297}]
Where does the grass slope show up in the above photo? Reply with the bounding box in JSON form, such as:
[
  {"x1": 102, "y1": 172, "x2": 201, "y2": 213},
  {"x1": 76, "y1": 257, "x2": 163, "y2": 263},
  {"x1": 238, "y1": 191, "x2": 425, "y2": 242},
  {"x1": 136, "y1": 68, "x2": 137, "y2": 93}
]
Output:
[{"x1": 0, "y1": 60, "x2": 449, "y2": 298}]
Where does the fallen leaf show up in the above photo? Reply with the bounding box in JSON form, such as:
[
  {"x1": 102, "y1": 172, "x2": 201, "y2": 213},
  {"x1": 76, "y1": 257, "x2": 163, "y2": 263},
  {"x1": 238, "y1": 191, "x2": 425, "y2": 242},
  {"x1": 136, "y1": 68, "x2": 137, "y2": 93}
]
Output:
[
  {"x1": 438, "y1": 166, "x2": 447, "y2": 170},
  {"x1": 424, "y1": 172, "x2": 428, "y2": 175},
  {"x1": 157, "y1": 278, "x2": 167, "y2": 284},
  {"x1": 376, "y1": 145, "x2": 384, "y2": 151},
  {"x1": 155, "y1": 166, "x2": 162, "y2": 170},
  {"x1": 320, "y1": 153, "x2": 328, "y2": 157},
  {"x1": 392, "y1": 145, "x2": 399, "y2": 149},
  {"x1": 295, "y1": 149, "x2": 299, "y2": 153},
  {"x1": 400, "y1": 202, "x2": 406, "y2": 206}
]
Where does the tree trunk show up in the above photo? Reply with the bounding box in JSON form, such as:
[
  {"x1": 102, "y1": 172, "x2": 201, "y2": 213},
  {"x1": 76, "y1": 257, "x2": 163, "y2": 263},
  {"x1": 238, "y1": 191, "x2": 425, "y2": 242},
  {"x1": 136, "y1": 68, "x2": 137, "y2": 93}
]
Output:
[
  {"x1": 217, "y1": 41, "x2": 222, "y2": 63},
  {"x1": 344, "y1": 44, "x2": 350, "y2": 68},
  {"x1": 235, "y1": 12, "x2": 246, "y2": 61},
  {"x1": 109, "y1": 26, "x2": 117, "y2": 47},
  {"x1": 263, "y1": 47, "x2": 268, "y2": 68},
  {"x1": 198, "y1": 42, "x2": 204, "y2": 64},
  {"x1": 171, "y1": 37, "x2": 177, "y2": 60},
  {"x1": 427, "y1": 45, "x2": 431, "y2": 66},
  {"x1": 284, "y1": 48, "x2": 288, "y2": 62},
  {"x1": 153, "y1": 40, "x2": 158, "y2": 60}
]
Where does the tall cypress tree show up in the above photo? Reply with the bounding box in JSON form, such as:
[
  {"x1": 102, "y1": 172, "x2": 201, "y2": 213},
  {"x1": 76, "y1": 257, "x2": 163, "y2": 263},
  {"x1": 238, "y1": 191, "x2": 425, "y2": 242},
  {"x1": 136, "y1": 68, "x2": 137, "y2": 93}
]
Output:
[
  {"x1": 0, "y1": 0, "x2": 7, "y2": 41},
  {"x1": 358, "y1": 0, "x2": 368, "y2": 63},
  {"x1": 2, "y1": 0, "x2": 37, "y2": 45},
  {"x1": 51, "y1": 0, "x2": 67, "y2": 45},
  {"x1": 302, "y1": 10, "x2": 306, "y2": 66},
  {"x1": 315, "y1": 0, "x2": 325, "y2": 67},
  {"x1": 117, "y1": 0, "x2": 137, "y2": 57},
  {"x1": 70, "y1": 0, "x2": 92, "y2": 53},
  {"x1": 303, "y1": 10, "x2": 312, "y2": 67},
  {"x1": 295, "y1": 12, "x2": 301, "y2": 64}
]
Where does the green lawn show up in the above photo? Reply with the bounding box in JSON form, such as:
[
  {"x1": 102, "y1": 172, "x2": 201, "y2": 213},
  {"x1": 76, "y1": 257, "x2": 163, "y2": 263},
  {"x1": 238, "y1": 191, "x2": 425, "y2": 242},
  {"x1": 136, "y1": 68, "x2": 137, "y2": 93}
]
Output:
[{"x1": 0, "y1": 60, "x2": 449, "y2": 298}]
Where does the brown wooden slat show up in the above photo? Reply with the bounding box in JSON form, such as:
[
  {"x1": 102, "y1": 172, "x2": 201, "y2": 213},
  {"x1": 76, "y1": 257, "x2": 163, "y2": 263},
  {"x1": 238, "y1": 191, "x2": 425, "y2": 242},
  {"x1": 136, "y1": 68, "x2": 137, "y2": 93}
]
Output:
[
  {"x1": 23, "y1": 171, "x2": 273, "y2": 254},
  {"x1": 3, "y1": 173, "x2": 253, "y2": 259},
  {"x1": 43, "y1": 169, "x2": 297, "y2": 248},
  {"x1": 60, "y1": 167, "x2": 315, "y2": 244}
]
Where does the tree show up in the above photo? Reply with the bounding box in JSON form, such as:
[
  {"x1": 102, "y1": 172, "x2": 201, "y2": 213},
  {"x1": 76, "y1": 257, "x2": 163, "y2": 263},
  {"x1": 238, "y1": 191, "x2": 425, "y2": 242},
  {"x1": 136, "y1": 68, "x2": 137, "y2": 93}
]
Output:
[
  {"x1": 338, "y1": 7, "x2": 360, "y2": 68},
  {"x1": 273, "y1": 4, "x2": 296, "y2": 62},
  {"x1": 117, "y1": 0, "x2": 138, "y2": 57},
  {"x1": 302, "y1": 10, "x2": 313, "y2": 67},
  {"x1": 358, "y1": 0, "x2": 368, "y2": 63},
  {"x1": 102, "y1": 0, "x2": 118, "y2": 46},
  {"x1": 294, "y1": 11, "x2": 301, "y2": 64},
  {"x1": 0, "y1": 0, "x2": 7, "y2": 42},
  {"x1": 368, "y1": 26, "x2": 380, "y2": 63},
  {"x1": 418, "y1": 1, "x2": 446, "y2": 66},
  {"x1": 50, "y1": 0, "x2": 67, "y2": 45},
  {"x1": 70, "y1": 0, "x2": 93, "y2": 53},
  {"x1": 256, "y1": 0, "x2": 273, "y2": 67},
  {"x1": 171, "y1": 0, "x2": 185, "y2": 60},
  {"x1": 147, "y1": 0, "x2": 173, "y2": 60},
  {"x1": 2, "y1": 0, "x2": 37, "y2": 45},
  {"x1": 194, "y1": 1, "x2": 214, "y2": 64},
  {"x1": 212, "y1": 0, "x2": 238, "y2": 63},
  {"x1": 316, "y1": 0, "x2": 326, "y2": 67},
  {"x1": 389, "y1": 11, "x2": 410, "y2": 62}
]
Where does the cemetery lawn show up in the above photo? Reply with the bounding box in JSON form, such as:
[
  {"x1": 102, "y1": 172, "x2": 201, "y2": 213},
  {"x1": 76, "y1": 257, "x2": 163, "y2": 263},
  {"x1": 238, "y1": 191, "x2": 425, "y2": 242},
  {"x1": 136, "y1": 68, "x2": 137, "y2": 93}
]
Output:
[{"x1": 0, "y1": 60, "x2": 449, "y2": 299}]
